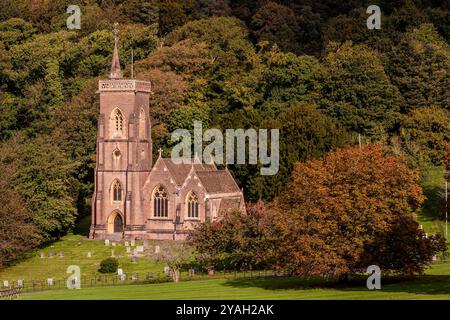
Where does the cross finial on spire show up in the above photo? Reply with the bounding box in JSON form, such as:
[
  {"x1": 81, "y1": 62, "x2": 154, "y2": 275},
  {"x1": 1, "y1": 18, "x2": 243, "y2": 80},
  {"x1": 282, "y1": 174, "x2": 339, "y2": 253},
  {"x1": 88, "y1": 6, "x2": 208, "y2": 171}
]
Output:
[
  {"x1": 109, "y1": 22, "x2": 123, "y2": 79},
  {"x1": 158, "y1": 148, "x2": 163, "y2": 158},
  {"x1": 113, "y1": 22, "x2": 119, "y2": 42}
]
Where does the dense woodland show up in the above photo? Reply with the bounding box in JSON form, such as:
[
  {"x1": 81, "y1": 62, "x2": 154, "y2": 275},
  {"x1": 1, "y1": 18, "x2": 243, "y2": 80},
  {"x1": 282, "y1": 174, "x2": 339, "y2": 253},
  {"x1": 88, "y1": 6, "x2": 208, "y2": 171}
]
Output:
[{"x1": 0, "y1": 0, "x2": 449, "y2": 271}]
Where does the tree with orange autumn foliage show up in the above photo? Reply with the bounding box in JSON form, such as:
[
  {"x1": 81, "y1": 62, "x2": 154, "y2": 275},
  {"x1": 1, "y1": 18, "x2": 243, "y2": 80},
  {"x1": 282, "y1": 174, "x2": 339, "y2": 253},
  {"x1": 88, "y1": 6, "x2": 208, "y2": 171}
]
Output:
[{"x1": 270, "y1": 145, "x2": 446, "y2": 277}]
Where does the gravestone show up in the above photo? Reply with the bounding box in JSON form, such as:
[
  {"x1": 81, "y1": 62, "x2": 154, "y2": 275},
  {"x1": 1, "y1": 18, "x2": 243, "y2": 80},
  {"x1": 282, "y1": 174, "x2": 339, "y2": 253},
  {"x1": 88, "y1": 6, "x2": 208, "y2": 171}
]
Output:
[
  {"x1": 126, "y1": 247, "x2": 131, "y2": 253},
  {"x1": 188, "y1": 268, "x2": 195, "y2": 277},
  {"x1": 117, "y1": 269, "x2": 123, "y2": 276},
  {"x1": 48, "y1": 252, "x2": 53, "y2": 258},
  {"x1": 47, "y1": 278, "x2": 54, "y2": 286},
  {"x1": 125, "y1": 241, "x2": 129, "y2": 247},
  {"x1": 154, "y1": 245, "x2": 160, "y2": 254},
  {"x1": 111, "y1": 249, "x2": 115, "y2": 258},
  {"x1": 59, "y1": 252, "x2": 64, "y2": 258},
  {"x1": 143, "y1": 240, "x2": 149, "y2": 247},
  {"x1": 17, "y1": 280, "x2": 23, "y2": 288},
  {"x1": 130, "y1": 239, "x2": 135, "y2": 246},
  {"x1": 112, "y1": 242, "x2": 116, "y2": 247},
  {"x1": 120, "y1": 274, "x2": 126, "y2": 281},
  {"x1": 105, "y1": 239, "x2": 110, "y2": 246},
  {"x1": 136, "y1": 246, "x2": 144, "y2": 253},
  {"x1": 87, "y1": 252, "x2": 92, "y2": 258},
  {"x1": 146, "y1": 272, "x2": 153, "y2": 279},
  {"x1": 164, "y1": 266, "x2": 170, "y2": 275},
  {"x1": 40, "y1": 252, "x2": 45, "y2": 259},
  {"x1": 3, "y1": 280, "x2": 9, "y2": 288},
  {"x1": 131, "y1": 256, "x2": 138, "y2": 264},
  {"x1": 131, "y1": 273, "x2": 138, "y2": 281},
  {"x1": 432, "y1": 255, "x2": 437, "y2": 261}
]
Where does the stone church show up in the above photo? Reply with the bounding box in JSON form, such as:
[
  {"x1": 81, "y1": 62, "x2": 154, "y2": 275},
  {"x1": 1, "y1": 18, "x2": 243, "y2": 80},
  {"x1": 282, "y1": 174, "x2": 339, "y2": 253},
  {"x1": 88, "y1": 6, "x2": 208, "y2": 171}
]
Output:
[{"x1": 89, "y1": 36, "x2": 245, "y2": 240}]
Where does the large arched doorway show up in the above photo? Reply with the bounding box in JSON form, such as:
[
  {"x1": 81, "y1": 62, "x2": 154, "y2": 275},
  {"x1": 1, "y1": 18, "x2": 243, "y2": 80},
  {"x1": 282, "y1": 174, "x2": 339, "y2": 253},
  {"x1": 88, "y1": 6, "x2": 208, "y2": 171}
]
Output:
[{"x1": 107, "y1": 211, "x2": 124, "y2": 234}]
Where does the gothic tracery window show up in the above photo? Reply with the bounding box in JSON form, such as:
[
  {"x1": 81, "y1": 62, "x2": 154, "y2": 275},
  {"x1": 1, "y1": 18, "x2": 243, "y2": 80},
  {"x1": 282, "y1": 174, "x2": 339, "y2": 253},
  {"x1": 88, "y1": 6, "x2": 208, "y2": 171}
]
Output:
[
  {"x1": 112, "y1": 180, "x2": 122, "y2": 202},
  {"x1": 187, "y1": 192, "x2": 199, "y2": 218},
  {"x1": 112, "y1": 108, "x2": 124, "y2": 137},
  {"x1": 153, "y1": 185, "x2": 168, "y2": 217}
]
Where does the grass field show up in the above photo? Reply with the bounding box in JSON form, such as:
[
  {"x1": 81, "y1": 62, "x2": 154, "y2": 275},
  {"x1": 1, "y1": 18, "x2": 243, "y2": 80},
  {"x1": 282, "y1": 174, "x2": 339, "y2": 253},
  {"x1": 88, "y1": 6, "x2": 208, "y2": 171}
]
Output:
[
  {"x1": 0, "y1": 232, "x2": 167, "y2": 282},
  {"x1": 20, "y1": 263, "x2": 450, "y2": 300},
  {"x1": 417, "y1": 166, "x2": 449, "y2": 237}
]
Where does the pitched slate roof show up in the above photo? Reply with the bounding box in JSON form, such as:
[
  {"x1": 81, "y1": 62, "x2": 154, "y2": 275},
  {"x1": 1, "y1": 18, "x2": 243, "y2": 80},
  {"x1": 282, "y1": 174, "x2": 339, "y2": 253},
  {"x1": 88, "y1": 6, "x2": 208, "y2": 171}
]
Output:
[
  {"x1": 162, "y1": 158, "x2": 216, "y2": 186},
  {"x1": 195, "y1": 170, "x2": 241, "y2": 194},
  {"x1": 160, "y1": 158, "x2": 241, "y2": 194},
  {"x1": 218, "y1": 197, "x2": 242, "y2": 214}
]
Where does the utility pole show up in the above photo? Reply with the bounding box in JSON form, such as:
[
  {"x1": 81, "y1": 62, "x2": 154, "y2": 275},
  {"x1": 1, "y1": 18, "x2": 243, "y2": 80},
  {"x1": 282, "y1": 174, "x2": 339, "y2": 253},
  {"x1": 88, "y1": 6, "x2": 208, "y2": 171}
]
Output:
[
  {"x1": 446, "y1": 180, "x2": 448, "y2": 241},
  {"x1": 131, "y1": 48, "x2": 134, "y2": 79}
]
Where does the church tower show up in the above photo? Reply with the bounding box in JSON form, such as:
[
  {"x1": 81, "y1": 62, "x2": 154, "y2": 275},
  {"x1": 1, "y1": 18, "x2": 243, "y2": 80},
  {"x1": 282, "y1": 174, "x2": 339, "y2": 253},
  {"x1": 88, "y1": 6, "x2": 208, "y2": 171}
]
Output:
[{"x1": 90, "y1": 25, "x2": 152, "y2": 240}]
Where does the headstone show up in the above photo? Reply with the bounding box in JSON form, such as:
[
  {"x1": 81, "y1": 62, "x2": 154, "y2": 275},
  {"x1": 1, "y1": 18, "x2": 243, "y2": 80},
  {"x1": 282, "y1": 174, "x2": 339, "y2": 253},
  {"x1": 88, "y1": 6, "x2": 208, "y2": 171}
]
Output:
[
  {"x1": 131, "y1": 273, "x2": 138, "y2": 281},
  {"x1": 125, "y1": 241, "x2": 129, "y2": 247},
  {"x1": 112, "y1": 242, "x2": 116, "y2": 247},
  {"x1": 131, "y1": 256, "x2": 138, "y2": 264},
  {"x1": 136, "y1": 246, "x2": 144, "y2": 253},
  {"x1": 17, "y1": 280, "x2": 23, "y2": 288},
  {"x1": 111, "y1": 249, "x2": 115, "y2": 257},
  {"x1": 143, "y1": 240, "x2": 149, "y2": 247},
  {"x1": 432, "y1": 255, "x2": 437, "y2": 261},
  {"x1": 164, "y1": 266, "x2": 170, "y2": 275},
  {"x1": 208, "y1": 267, "x2": 215, "y2": 276},
  {"x1": 120, "y1": 274, "x2": 126, "y2": 281},
  {"x1": 146, "y1": 272, "x2": 153, "y2": 279},
  {"x1": 59, "y1": 252, "x2": 64, "y2": 258},
  {"x1": 105, "y1": 239, "x2": 110, "y2": 246},
  {"x1": 40, "y1": 252, "x2": 45, "y2": 258},
  {"x1": 126, "y1": 247, "x2": 131, "y2": 253},
  {"x1": 130, "y1": 239, "x2": 135, "y2": 246},
  {"x1": 87, "y1": 251, "x2": 92, "y2": 258},
  {"x1": 47, "y1": 278, "x2": 54, "y2": 286},
  {"x1": 3, "y1": 280, "x2": 9, "y2": 288},
  {"x1": 155, "y1": 245, "x2": 160, "y2": 254},
  {"x1": 188, "y1": 268, "x2": 195, "y2": 277},
  {"x1": 48, "y1": 252, "x2": 54, "y2": 258},
  {"x1": 117, "y1": 269, "x2": 123, "y2": 276}
]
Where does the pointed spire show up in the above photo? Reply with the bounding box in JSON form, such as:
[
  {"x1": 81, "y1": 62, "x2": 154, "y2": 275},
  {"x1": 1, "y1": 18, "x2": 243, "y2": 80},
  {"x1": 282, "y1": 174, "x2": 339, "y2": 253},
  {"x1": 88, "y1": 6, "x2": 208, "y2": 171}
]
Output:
[{"x1": 109, "y1": 23, "x2": 123, "y2": 79}]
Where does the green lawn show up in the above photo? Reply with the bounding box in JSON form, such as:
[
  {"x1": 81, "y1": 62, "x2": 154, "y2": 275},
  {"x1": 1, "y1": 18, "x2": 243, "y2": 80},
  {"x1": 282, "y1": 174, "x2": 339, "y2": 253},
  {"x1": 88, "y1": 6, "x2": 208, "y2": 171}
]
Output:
[
  {"x1": 417, "y1": 165, "x2": 449, "y2": 238},
  {"x1": 20, "y1": 264, "x2": 450, "y2": 300},
  {"x1": 0, "y1": 234, "x2": 167, "y2": 282}
]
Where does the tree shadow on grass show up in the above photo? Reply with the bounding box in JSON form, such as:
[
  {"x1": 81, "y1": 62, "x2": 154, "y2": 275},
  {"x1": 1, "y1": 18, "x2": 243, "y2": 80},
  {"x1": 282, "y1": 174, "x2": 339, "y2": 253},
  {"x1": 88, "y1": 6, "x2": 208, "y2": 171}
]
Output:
[{"x1": 221, "y1": 275, "x2": 450, "y2": 296}]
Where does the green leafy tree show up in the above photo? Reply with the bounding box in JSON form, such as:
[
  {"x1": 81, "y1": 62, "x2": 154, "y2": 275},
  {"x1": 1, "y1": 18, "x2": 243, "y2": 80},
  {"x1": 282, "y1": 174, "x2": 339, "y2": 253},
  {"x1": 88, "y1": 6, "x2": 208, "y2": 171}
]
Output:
[
  {"x1": 0, "y1": 134, "x2": 79, "y2": 239},
  {"x1": 400, "y1": 107, "x2": 450, "y2": 166},
  {"x1": 318, "y1": 42, "x2": 403, "y2": 138},
  {"x1": 385, "y1": 24, "x2": 450, "y2": 112}
]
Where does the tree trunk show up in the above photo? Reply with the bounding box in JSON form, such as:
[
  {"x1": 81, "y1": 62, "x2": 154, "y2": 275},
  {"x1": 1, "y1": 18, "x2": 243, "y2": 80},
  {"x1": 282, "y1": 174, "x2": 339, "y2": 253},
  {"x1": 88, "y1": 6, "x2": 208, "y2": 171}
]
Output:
[{"x1": 172, "y1": 268, "x2": 180, "y2": 283}]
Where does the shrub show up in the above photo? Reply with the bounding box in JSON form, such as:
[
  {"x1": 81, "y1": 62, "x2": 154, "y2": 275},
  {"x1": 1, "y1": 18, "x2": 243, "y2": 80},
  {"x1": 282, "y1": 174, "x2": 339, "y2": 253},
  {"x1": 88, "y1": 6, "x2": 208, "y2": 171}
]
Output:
[{"x1": 98, "y1": 258, "x2": 119, "y2": 274}]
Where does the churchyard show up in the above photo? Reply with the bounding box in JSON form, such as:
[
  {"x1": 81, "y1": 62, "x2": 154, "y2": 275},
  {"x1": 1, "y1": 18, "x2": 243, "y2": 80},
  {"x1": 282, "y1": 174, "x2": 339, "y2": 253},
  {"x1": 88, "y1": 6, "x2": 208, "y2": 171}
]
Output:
[
  {"x1": 19, "y1": 263, "x2": 450, "y2": 300},
  {"x1": 0, "y1": 232, "x2": 169, "y2": 286}
]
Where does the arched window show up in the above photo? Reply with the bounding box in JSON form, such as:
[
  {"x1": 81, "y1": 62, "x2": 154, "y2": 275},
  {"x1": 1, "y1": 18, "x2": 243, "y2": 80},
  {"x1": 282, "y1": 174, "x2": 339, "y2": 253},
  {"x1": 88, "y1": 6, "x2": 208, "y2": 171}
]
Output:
[
  {"x1": 153, "y1": 185, "x2": 168, "y2": 217},
  {"x1": 112, "y1": 180, "x2": 122, "y2": 202},
  {"x1": 112, "y1": 109, "x2": 124, "y2": 137},
  {"x1": 187, "y1": 192, "x2": 199, "y2": 218}
]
